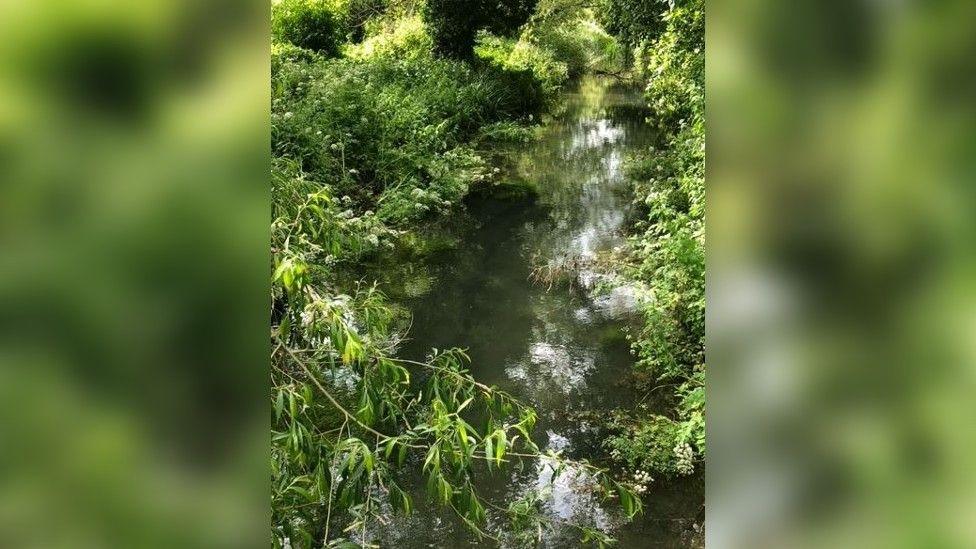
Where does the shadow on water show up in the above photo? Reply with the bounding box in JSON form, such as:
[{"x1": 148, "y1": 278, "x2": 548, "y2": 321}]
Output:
[{"x1": 374, "y1": 76, "x2": 704, "y2": 547}]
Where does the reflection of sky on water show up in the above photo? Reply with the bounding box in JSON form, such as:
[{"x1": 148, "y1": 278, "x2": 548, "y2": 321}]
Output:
[
  {"x1": 376, "y1": 77, "x2": 701, "y2": 548},
  {"x1": 505, "y1": 342, "x2": 593, "y2": 394},
  {"x1": 491, "y1": 80, "x2": 652, "y2": 540}
]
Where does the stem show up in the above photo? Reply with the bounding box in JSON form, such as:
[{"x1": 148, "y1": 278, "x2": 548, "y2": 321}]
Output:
[{"x1": 280, "y1": 341, "x2": 394, "y2": 441}]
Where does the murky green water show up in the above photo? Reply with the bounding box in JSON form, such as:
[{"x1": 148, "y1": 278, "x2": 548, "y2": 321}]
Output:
[{"x1": 379, "y1": 76, "x2": 703, "y2": 547}]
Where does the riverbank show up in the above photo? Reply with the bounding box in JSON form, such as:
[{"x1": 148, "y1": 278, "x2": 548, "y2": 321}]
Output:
[
  {"x1": 599, "y1": 0, "x2": 706, "y2": 492},
  {"x1": 371, "y1": 75, "x2": 703, "y2": 547},
  {"x1": 271, "y1": 4, "x2": 643, "y2": 547}
]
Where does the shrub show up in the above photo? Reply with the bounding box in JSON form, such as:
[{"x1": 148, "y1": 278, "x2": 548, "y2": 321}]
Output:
[
  {"x1": 423, "y1": 0, "x2": 482, "y2": 58},
  {"x1": 475, "y1": 34, "x2": 568, "y2": 107},
  {"x1": 596, "y1": 0, "x2": 665, "y2": 49},
  {"x1": 271, "y1": 0, "x2": 346, "y2": 56},
  {"x1": 273, "y1": 45, "x2": 543, "y2": 225},
  {"x1": 602, "y1": 0, "x2": 705, "y2": 480},
  {"x1": 605, "y1": 415, "x2": 685, "y2": 479},
  {"x1": 346, "y1": 15, "x2": 433, "y2": 61},
  {"x1": 271, "y1": 42, "x2": 322, "y2": 74}
]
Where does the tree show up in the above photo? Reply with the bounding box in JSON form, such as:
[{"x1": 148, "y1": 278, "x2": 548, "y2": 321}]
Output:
[
  {"x1": 423, "y1": 0, "x2": 538, "y2": 59},
  {"x1": 596, "y1": 0, "x2": 665, "y2": 48}
]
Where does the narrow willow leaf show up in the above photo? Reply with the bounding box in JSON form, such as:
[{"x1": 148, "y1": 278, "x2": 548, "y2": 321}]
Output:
[
  {"x1": 495, "y1": 429, "x2": 506, "y2": 466},
  {"x1": 484, "y1": 433, "x2": 495, "y2": 467},
  {"x1": 456, "y1": 422, "x2": 469, "y2": 455},
  {"x1": 424, "y1": 445, "x2": 440, "y2": 472}
]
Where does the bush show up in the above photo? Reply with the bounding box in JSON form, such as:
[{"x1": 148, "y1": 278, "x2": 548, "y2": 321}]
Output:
[
  {"x1": 345, "y1": 0, "x2": 388, "y2": 42},
  {"x1": 271, "y1": 42, "x2": 322, "y2": 74},
  {"x1": 602, "y1": 0, "x2": 705, "y2": 481},
  {"x1": 475, "y1": 34, "x2": 568, "y2": 107},
  {"x1": 273, "y1": 45, "x2": 546, "y2": 225},
  {"x1": 346, "y1": 15, "x2": 432, "y2": 61},
  {"x1": 596, "y1": 0, "x2": 665, "y2": 49},
  {"x1": 272, "y1": 0, "x2": 346, "y2": 56},
  {"x1": 605, "y1": 415, "x2": 685, "y2": 479}
]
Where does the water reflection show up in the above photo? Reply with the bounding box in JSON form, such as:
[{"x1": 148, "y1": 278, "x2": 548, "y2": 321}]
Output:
[{"x1": 383, "y1": 76, "x2": 702, "y2": 547}]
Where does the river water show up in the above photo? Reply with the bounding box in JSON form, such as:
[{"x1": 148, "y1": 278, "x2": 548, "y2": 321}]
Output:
[{"x1": 378, "y1": 76, "x2": 703, "y2": 547}]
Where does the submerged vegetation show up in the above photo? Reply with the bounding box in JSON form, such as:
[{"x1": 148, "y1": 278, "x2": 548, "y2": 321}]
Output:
[{"x1": 271, "y1": 0, "x2": 703, "y2": 546}]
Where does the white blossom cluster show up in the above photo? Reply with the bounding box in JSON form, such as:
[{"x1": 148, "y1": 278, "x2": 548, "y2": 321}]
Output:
[
  {"x1": 631, "y1": 469, "x2": 652, "y2": 494},
  {"x1": 674, "y1": 443, "x2": 694, "y2": 475}
]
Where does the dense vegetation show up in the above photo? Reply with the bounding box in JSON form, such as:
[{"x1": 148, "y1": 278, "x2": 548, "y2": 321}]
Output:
[
  {"x1": 602, "y1": 0, "x2": 705, "y2": 482},
  {"x1": 270, "y1": 1, "x2": 648, "y2": 547}
]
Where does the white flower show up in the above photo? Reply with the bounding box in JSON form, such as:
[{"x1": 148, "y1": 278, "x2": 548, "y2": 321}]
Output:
[
  {"x1": 283, "y1": 112, "x2": 294, "y2": 119},
  {"x1": 674, "y1": 443, "x2": 694, "y2": 475},
  {"x1": 348, "y1": 169, "x2": 359, "y2": 175}
]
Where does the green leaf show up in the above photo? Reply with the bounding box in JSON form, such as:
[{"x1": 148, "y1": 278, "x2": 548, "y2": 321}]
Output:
[
  {"x1": 494, "y1": 429, "x2": 506, "y2": 466},
  {"x1": 484, "y1": 433, "x2": 494, "y2": 466},
  {"x1": 424, "y1": 445, "x2": 440, "y2": 472},
  {"x1": 456, "y1": 421, "x2": 469, "y2": 455},
  {"x1": 278, "y1": 313, "x2": 291, "y2": 338},
  {"x1": 274, "y1": 390, "x2": 284, "y2": 422}
]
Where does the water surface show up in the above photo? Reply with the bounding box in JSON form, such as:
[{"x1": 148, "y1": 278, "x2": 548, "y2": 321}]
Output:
[{"x1": 382, "y1": 76, "x2": 704, "y2": 547}]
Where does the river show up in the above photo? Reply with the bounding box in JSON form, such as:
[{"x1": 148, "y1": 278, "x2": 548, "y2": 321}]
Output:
[{"x1": 376, "y1": 76, "x2": 704, "y2": 547}]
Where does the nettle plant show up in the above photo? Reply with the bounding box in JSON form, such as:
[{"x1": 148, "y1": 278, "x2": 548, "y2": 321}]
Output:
[{"x1": 271, "y1": 164, "x2": 641, "y2": 548}]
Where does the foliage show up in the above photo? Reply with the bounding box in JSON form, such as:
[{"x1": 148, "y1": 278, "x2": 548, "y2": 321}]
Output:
[
  {"x1": 272, "y1": 0, "x2": 348, "y2": 56},
  {"x1": 601, "y1": 0, "x2": 705, "y2": 480},
  {"x1": 423, "y1": 0, "x2": 538, "y2": 59},
  {"x1": 272, "y1": 42, "x2": 325, "y2": 74},
  {"x1": 345, "y1": 15, "x2": 432, "y2": 61},
  {"x1": 343, "y1": 0, "x2": 389, "y2": 42},
  {"x1": 473, "y1": 5, "x2": 625, "y2": 103},
  {"x1": 272, "y1": 50, "x2": 527, "y2": 226},
  {"x1": 475, "y1": 34, "x2": 566, "y2": 106},
  {"x1": 271, "y1": 4, "x2": 642, "y2": 546},
  {"x1": 605, "y1": 414, "x2": 684, "y2": 479},
  {"x1": 596, "y1": 0, "x2": 666, "y2": 50},
  {"x1": 528, "y1": 1, "x2": 625, "y2": 77}
]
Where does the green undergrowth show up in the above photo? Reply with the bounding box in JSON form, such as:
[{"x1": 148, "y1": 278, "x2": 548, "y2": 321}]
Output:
[
  {"x1": 601, "y1": 0, "x2": 705, "y2": 483},
  {"x1": 271, "y1": 1, "x2": 639, "y2": 547}
]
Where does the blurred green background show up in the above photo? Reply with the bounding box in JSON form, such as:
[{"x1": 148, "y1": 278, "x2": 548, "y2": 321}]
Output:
[
  {"x1": 0, "y1": 1, "x2": 268, "y2": 547},
  {"x1": 3, "y1": 0, "x2": 976, "y2": 547},
  {"x1": 708, "y1": 0, "x2": 976, "y2": 547}
]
